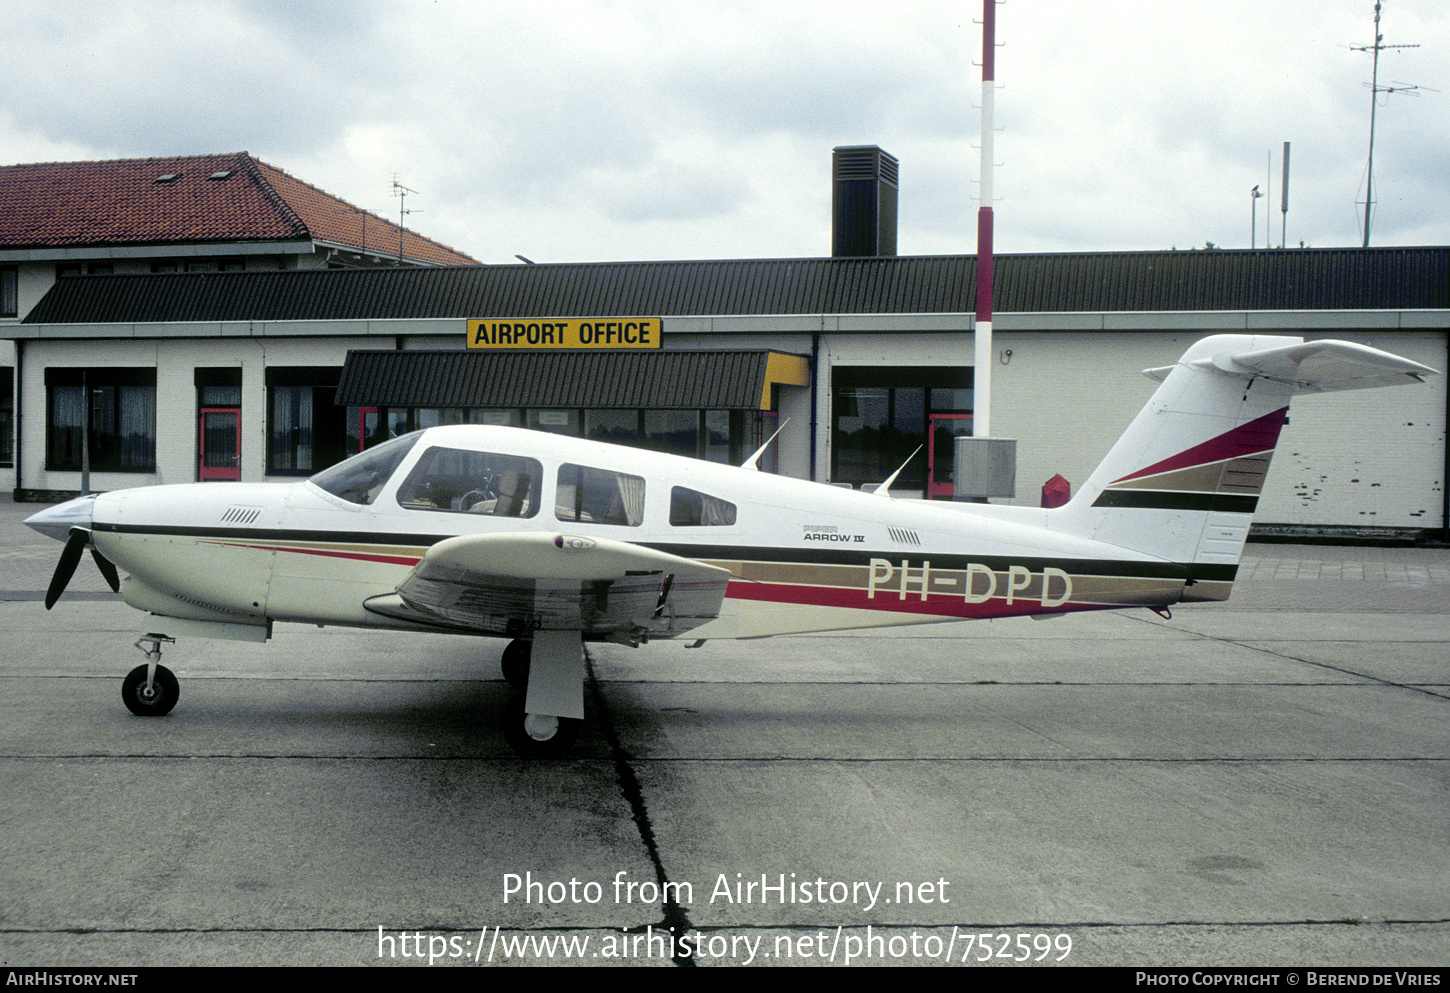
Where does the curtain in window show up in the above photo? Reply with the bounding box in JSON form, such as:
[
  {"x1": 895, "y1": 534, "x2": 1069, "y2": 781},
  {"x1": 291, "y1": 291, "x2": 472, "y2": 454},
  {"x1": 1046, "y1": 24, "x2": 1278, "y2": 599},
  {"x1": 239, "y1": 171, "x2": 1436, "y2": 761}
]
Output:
[
  {"x1": 700, "y1": 493, "x2": 735, "y2": 526},
  {"x1": 50, "y1": 385, "x2": 84, "y2": 467},
  {"x1": 271, "y1": 386, "x2": 315, "y2": 471},
  {"x1": 614, "y1": 473, "x2": 645, "y2": 526},
  {"x1": 118, "y1": 385, "x2": 156, "y2": 469}
]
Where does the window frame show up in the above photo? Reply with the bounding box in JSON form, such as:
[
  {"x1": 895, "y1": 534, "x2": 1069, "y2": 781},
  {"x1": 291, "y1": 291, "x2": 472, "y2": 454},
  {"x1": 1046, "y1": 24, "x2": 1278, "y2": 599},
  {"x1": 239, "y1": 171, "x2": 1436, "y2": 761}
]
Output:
[{"x1": 45, "y1": 368, "x2": 158, "y2": 473}]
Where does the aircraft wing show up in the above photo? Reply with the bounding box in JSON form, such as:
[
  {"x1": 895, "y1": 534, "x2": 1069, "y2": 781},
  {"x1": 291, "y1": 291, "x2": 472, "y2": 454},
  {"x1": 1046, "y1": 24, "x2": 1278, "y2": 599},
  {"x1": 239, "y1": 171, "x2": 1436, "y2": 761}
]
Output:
[{"x1": 363, "y1": 532, "x2": 732, "y2": 643}]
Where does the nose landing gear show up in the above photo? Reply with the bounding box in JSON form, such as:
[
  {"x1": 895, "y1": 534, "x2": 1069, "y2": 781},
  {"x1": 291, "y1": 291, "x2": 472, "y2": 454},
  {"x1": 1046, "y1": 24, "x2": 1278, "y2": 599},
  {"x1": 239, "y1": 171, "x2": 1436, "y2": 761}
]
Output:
[{"x1": 124, "y1": 634, "x2": 179, "y2": 716}]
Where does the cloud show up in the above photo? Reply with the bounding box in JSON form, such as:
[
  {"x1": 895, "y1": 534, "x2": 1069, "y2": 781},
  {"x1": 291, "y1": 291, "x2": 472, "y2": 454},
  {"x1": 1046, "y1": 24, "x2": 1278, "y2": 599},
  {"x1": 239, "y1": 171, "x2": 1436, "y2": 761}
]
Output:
[{"x1": 1, "y1": 0, "x2": 1446, "y2": 262}]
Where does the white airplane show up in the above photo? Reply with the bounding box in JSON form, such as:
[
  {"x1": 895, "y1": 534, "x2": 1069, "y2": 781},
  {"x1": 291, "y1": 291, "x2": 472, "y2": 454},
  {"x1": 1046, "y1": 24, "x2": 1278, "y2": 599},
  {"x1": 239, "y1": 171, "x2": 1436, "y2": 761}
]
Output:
[{"x1": 25, "y1": 334, "x2": 1437, "y2": 756}]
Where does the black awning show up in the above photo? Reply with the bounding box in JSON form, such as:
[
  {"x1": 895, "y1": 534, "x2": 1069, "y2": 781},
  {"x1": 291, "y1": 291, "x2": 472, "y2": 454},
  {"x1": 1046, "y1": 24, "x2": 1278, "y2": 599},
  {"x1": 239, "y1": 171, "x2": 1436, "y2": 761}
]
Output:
[{"x1": 335, "y1": 349, "x2": 809, "y2": 411}]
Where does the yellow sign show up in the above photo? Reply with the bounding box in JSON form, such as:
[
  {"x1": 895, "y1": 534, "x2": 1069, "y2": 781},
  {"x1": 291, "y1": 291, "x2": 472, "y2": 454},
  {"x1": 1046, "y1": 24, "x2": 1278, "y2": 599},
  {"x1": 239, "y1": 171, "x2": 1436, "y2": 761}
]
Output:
[{"x1": 467, "y1": 318, "x2": 662, "y2": 349}]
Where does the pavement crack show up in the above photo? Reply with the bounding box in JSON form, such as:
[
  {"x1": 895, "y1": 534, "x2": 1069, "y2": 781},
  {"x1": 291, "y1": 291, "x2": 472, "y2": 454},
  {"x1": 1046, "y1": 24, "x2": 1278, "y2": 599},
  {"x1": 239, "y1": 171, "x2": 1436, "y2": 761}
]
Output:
[
  {"x1": 1124, "y1": 612, "x2": 1450, "y2": 701},
  {"x1": 584, "y1": 647, "x2": 696, "y2": 966}
]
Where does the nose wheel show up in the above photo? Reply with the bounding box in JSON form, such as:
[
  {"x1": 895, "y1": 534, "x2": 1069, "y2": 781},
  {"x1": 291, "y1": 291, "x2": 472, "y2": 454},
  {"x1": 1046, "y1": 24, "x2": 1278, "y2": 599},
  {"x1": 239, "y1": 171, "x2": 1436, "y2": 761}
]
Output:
[
  {"x1": 501, "y1": 631, "x2": 584, "y2": 757},
  {"x1": 124, "y1": 634, "x2": 179, "y2": 716},
  {"x1": 502, "y1": 693, "x2": 582, "y2": 757}
]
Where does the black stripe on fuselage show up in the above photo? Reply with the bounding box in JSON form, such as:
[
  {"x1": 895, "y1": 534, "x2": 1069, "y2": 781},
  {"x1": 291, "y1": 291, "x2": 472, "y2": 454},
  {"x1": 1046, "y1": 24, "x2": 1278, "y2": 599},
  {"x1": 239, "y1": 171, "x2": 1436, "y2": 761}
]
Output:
[
  {"x1": 1092, "y1": 490, "x2": 1259, "y2": 514},
  {"x1": 92, "y1": 521, "x2": 1238, "y2": 585}
]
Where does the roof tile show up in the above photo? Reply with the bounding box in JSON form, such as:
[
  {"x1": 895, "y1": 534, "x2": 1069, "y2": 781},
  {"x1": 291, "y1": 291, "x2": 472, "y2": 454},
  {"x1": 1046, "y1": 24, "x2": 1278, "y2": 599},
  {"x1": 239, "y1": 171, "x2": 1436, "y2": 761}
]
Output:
[{"x1": 0, "y1": 151, "x2": 479, "y2": 265}]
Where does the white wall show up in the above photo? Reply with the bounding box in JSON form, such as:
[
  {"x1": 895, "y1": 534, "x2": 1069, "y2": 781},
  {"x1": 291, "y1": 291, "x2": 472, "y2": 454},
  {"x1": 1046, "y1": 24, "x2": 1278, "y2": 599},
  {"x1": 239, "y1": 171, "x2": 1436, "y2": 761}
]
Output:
[{"x1": 17, "y1": 335, "x2": 376, "y2": 493}]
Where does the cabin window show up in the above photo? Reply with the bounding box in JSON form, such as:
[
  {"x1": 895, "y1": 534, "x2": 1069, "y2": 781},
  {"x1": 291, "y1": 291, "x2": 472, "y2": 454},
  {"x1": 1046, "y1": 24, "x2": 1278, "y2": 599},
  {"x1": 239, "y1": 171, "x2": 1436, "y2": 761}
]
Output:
[
  {"x1": 396, "y1": 447, "x2": 542, "y2": 518},
  {"x1": 309, "y1": 432, "x2": 420, "y2": 505},
  {"x1": 555, "y1": 464, "x2": 645, "y2": 527},
  {"x1": 669, "y1": 486, "x2": 737, "y2": 526}
]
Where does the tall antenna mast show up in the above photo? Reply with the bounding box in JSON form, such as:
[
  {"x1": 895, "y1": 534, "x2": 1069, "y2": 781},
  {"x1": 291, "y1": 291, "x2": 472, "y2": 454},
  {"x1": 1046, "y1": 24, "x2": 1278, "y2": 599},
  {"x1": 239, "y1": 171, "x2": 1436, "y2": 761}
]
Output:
[
  {"x1": 1351, "y1": 1, "x2": 1422, "y2": 247},
  {"x1": 391, "y1": 176, "x2": 420, "y2": 264}
]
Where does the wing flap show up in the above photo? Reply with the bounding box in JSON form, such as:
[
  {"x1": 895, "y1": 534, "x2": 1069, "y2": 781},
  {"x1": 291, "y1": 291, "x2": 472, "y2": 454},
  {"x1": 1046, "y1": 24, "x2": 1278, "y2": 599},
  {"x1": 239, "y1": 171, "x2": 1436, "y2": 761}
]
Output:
[{"x1": 365, "y1": 532, "x2": 731, "y2": 642}]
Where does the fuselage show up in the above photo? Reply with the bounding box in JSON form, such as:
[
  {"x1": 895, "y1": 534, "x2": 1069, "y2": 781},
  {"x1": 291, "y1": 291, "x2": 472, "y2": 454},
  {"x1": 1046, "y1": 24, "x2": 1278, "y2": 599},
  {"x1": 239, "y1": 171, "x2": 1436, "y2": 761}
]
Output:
[{"x1": 76, "y1": 424, "x2": 1181, "y2": 640}]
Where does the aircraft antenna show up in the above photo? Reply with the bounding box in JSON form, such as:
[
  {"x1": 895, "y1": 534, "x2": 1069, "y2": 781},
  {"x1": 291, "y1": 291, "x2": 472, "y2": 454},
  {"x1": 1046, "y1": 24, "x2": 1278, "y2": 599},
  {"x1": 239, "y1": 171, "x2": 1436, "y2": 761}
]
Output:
[
  {"x1": 1350, "y1": 1, "x2": 1427, "y2": 247},
  {"x1": 874, "y1": 446, "x2": 922, "y2": 500},
  {"x1": 741, "y1": 419, "x2": 789, "y2": 471}
]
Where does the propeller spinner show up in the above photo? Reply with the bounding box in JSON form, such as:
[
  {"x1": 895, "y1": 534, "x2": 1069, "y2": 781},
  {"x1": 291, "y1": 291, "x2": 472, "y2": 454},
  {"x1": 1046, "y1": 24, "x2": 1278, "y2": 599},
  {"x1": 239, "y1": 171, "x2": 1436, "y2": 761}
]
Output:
[{"x1": 25, "y1": 496, "x2": 122, "y2": 608}]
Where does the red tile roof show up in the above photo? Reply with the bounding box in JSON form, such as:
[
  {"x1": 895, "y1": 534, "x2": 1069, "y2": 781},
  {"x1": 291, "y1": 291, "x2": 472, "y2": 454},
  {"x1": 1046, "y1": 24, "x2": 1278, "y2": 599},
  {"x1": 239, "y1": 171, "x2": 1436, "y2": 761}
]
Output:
[{"x1": 0, "y1": 151, "x2": 480, "y2": 266}]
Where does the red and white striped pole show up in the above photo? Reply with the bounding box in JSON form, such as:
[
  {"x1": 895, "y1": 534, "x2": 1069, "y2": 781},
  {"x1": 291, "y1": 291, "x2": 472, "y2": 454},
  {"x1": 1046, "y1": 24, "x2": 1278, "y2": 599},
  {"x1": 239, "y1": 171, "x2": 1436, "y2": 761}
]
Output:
[{"x1": 974, "y1": 0, "x2": 996, "y2": 438}]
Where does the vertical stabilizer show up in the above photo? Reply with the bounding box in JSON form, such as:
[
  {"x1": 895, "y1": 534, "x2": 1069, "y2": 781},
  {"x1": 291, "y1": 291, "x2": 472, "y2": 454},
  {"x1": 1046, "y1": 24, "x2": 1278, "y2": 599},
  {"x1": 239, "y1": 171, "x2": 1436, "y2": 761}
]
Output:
[{"x1": 1054, "y1": 335, "x2": 1436, "y2": 601}]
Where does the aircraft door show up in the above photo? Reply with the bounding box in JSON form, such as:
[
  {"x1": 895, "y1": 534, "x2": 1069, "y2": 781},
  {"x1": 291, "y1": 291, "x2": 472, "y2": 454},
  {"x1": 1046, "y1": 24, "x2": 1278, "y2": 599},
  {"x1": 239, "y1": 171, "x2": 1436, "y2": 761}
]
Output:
[{"x1": 199, "y1": 407, "x2": 242, "y2": 481}]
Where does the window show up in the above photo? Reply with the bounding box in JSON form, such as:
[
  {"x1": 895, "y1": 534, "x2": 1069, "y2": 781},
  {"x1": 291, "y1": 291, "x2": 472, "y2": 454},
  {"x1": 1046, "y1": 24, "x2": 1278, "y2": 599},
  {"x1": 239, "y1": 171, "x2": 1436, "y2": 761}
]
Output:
[
  {"x1": 267, "y1": 368, "x2": 346, "y2": 475},
  {"x1": 832, "y1": 367, "x2": 972, "y2": 490},
  {"x1": 555, "y1": 464, "x2": 645, "y2": 527},
  {"x1": 0, "y1": 372, "x2": 12, "y2": 466},
  {"x1": 396, "y1": 447, "x2": 541, "y2": 518},
  {"x1": 310, "y1": 432, "x2": 421, "y2": 506},
  {"x1": 57, "y1": 262, "x2": 112, "y2": 278},
  {"x1": 669, "y1": 486, "x2": 736, "y2": 526},
  {"x1": 2, "y1": 267, "x2": 18, "y2": 317},
  {"x1": 45, "y1": 368, "x2": 157, "y2": 472}
]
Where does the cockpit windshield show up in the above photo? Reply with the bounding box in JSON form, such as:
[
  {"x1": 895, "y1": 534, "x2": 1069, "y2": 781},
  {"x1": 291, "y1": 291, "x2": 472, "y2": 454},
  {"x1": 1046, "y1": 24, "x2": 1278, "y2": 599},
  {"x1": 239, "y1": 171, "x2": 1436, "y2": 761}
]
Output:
[{"x1": 308, "y1": 432, "x2": 422, "y2": 505}]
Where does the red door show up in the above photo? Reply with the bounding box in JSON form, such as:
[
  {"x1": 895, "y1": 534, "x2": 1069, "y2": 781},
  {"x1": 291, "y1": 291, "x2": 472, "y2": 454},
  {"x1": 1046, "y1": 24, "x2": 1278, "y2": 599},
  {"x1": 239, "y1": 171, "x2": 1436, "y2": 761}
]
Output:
[
  {"x1": 926, "y1": 413, "x2": 973, "y2": 499},
  {"x1": 199, "y1": 408, "x2": 242, "y2": 481}
]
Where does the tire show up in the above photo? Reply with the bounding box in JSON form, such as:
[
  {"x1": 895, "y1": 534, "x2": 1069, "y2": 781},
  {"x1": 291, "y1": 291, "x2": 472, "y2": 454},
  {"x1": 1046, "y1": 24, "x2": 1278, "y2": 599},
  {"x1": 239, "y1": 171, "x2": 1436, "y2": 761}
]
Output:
[
  {"x1": 502, "y1": 693, "x2": 581, "y2": 758},
  {"x1": 122, "y1": 664, "x2": 179, "y2": 716},
  {"x1": 500, "y1": 639, "x2": 531, "y2": 690}
]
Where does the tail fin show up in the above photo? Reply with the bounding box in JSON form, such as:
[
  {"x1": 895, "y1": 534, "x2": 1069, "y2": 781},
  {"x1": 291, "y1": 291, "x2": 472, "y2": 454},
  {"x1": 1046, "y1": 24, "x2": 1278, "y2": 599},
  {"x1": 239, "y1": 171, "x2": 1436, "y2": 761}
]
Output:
[{"x1": 1056, "y1": 335, "x2": 1436, "y2": 601}]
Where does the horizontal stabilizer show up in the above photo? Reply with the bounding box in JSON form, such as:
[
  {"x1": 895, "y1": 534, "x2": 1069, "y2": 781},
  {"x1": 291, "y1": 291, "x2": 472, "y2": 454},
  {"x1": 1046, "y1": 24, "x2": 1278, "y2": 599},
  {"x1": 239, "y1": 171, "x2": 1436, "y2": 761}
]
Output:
[{"x1": 1146, "y1": 339, "x2": 1437, "y2": 392}]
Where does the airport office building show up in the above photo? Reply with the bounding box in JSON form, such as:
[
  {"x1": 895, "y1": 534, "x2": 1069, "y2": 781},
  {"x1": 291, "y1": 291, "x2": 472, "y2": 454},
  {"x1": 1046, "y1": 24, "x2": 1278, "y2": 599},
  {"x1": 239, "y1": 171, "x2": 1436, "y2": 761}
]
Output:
[
  {"x1": 4, "y1": 150, "x2": 1448, "y2": 538},
  {"x1": 8, "y1": 245, "x2": 1447, "y2": 539}
]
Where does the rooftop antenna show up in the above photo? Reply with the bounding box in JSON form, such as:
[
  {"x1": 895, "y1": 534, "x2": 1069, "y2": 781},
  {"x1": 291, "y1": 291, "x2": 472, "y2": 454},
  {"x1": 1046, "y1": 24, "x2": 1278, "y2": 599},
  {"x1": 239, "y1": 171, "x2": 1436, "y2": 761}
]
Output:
[
  {"x1": 391, "y1": 176, "x2": 420, "y2": 264},
  {"x1": 1351, "y1": 1, "x2": 1426, "y2": 247},
  {"x1": 334, "y1": 203, "x2": 382, "y2": 262}
]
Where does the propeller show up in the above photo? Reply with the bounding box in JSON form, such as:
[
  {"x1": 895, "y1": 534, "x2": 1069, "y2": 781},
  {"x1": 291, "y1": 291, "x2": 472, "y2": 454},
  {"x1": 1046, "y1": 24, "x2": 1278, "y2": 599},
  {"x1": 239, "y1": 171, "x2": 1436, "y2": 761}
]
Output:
[
  {"x1": 92, "y1": 547, "x2": 121, "y2": 593},
  {"x1": 44, "y1": 527, "x2": 120, "y2": 609}
]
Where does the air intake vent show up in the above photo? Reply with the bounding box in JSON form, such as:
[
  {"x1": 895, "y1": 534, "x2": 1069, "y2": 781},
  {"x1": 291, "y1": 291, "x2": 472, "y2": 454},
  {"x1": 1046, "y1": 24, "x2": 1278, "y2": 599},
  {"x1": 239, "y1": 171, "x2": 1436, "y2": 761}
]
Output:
[
  {"x1": 221, "y1": 506, "x2": 262, "y2": 525},
  {"x1": 831, "y1": 145, "x2": 898, "y2": 257}
]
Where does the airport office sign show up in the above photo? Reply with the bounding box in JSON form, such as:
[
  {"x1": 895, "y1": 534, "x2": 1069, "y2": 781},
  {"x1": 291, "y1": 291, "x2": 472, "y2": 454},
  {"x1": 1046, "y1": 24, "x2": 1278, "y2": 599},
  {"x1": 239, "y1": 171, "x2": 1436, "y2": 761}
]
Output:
[{"x1": 468, "y1": 318, "x2": 662, "y2": 349}]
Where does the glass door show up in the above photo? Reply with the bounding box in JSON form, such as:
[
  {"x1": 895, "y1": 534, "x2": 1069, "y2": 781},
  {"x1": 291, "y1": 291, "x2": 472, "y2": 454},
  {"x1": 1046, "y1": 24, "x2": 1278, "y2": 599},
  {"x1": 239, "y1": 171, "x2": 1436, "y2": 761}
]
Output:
[
  {"x1": 199, "y1": 407, "x2": 242, "y2": 481},
  {"x1": 926, "y1": 413, "x2": 973, "y2": 499}
]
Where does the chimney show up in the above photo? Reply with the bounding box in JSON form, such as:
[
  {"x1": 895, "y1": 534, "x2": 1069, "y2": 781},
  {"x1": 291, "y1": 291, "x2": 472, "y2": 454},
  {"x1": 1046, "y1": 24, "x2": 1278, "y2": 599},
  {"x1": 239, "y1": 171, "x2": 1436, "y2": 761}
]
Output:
[{"x1": 831, "y1": 145, "x2": 898, "y2": 257}]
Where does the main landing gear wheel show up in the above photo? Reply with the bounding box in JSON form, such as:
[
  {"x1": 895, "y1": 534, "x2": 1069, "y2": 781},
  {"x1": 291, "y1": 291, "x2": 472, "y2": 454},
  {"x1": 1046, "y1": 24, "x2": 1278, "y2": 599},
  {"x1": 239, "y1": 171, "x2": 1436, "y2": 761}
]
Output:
[
  {"x1": 500, "y1": 639, "x2": 531, "y2": 690},
  {"x1": 122, "y1": 663, "x2": 179, "y2": 716},
  {"x1": 502, "y1": 694, "x2": 581, "y2": 758}
]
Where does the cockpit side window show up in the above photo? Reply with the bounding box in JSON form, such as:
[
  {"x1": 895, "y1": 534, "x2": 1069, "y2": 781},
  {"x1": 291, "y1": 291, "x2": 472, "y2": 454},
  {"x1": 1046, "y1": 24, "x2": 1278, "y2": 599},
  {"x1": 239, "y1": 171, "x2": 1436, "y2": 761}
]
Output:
[
  {"x1": 396, "y1": 447, "x2": 542, "y2": 518},
  {"x1": 555, "y1": 463, "x2": 645, "y2": 526},
  {"x1": 308, "y1": 432, "x2": 421, "y2": 506},
  {"x1": 669, "y1": 486, "x2": 737, "y2": 526}
]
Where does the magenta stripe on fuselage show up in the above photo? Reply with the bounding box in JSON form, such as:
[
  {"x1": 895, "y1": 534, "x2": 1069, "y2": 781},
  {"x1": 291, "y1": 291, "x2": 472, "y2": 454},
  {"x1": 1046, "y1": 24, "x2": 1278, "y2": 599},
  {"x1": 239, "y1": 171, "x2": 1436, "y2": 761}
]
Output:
[{"x1": 1111, "y1": 407, "x2": 1288, "y2": 484}]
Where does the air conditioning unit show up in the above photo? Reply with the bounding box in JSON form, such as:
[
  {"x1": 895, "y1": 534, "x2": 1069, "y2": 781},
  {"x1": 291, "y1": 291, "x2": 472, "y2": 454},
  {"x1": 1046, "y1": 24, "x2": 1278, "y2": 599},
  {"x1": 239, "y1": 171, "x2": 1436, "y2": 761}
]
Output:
[{"x1": 953, "y1": 437, "x2": 1016, "y2": 499}]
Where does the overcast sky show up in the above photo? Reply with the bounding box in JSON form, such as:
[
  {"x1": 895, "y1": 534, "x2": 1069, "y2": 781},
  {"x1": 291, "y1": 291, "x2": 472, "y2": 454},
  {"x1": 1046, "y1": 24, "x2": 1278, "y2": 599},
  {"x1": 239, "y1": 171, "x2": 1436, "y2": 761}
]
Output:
[{"x1": 3, "y1": 0, "x2": 1446, "y2": 264}]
